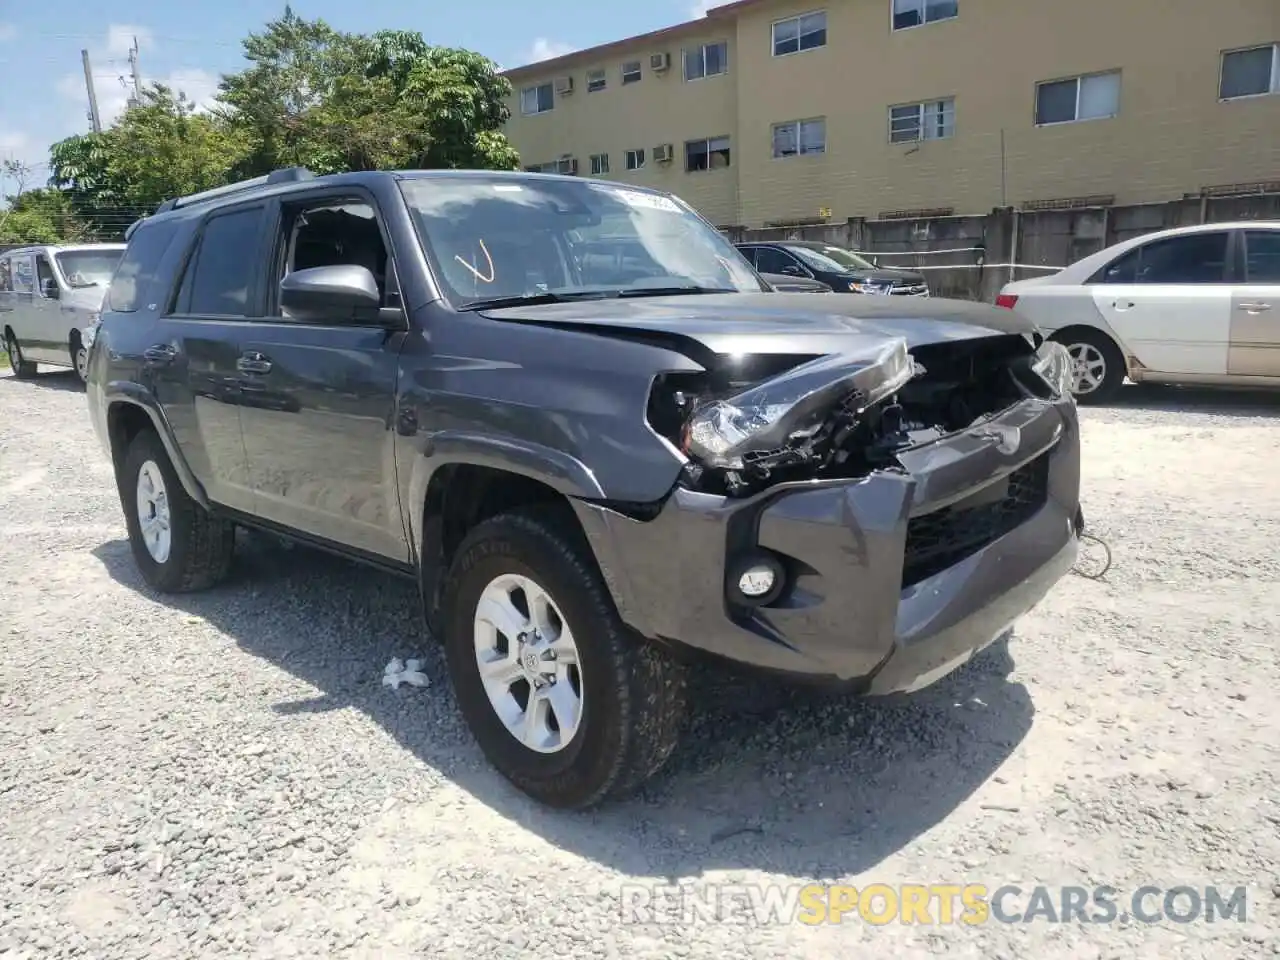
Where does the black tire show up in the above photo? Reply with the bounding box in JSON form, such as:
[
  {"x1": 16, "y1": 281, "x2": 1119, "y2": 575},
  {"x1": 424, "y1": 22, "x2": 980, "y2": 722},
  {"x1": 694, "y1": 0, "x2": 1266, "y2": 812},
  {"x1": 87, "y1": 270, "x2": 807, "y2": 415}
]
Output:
[
  {"x1": 119, "y1": 429, "x2": 235, "y2": 593},
  {"x1": 70, "y1": 332, "x2": 89, "y2": 385},
  {"x1": 1052, "y1": 328, "x2": 1125, "y2": 404},
  {"x1": 5, "y1": 332, "x2": 37, "y2": 379},
  {"x1": 440, "y1": 505, "x2": 688, "y2": 810}
]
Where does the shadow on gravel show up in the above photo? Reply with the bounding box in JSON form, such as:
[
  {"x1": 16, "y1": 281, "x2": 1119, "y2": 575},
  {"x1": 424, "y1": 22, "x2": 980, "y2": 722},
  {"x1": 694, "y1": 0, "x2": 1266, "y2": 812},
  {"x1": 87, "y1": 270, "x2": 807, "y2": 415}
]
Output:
[
  {"x1": 0, "y1": 370, "x2": 84, "y2": 393},
  {"x1": 93, "y1": 532, "x2": 1034, "y2": 880},
  {"x1": 1096, "y1": 383, "x2": 1280, "y2": 419}
]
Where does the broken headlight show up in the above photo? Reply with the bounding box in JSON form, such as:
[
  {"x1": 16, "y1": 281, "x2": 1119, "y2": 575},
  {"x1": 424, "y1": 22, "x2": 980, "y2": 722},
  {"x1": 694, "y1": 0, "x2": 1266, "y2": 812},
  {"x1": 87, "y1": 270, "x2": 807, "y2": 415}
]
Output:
[
  {"x1": 1032, "y1": 341, "x2": 1074, "y2": 400},
  {"x1": 683, "y1": 338, "x2": 918, "y2": 470}
]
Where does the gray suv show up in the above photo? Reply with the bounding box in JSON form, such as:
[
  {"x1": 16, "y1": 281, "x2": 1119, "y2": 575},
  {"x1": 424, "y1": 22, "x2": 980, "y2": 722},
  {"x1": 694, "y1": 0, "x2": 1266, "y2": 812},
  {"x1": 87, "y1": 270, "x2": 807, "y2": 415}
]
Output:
[{"x1": 86, "y1": 167, "x2": 1083, "y2": 809}]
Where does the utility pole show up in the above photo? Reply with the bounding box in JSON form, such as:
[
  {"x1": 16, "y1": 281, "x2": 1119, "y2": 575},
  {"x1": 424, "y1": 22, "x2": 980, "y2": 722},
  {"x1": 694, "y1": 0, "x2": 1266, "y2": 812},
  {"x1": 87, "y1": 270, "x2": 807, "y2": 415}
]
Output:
[
  {"x1": 127, "y1": 36, "x2": 143, "y2": 108},
  {"x1": 81, "y1": 49, "x2": 102, "y2": 133}
]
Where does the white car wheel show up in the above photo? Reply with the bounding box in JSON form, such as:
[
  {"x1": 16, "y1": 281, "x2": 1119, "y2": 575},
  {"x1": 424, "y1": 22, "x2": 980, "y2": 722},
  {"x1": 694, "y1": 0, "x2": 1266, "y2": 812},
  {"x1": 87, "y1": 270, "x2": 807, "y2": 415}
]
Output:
[{"x1": 1066, "y1": 342, "x2": 1108, "y2": 397}]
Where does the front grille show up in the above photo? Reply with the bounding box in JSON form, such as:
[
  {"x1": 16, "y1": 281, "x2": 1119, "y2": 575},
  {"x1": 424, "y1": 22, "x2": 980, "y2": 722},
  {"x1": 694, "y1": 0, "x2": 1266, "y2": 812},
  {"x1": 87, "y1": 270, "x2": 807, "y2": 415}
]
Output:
[
  {"x1": 889, "y1": 282, "x2": 929, "y2": 297},
  {"x1": 902, "y1": 449, "x2": 1052, "y2": 588}
]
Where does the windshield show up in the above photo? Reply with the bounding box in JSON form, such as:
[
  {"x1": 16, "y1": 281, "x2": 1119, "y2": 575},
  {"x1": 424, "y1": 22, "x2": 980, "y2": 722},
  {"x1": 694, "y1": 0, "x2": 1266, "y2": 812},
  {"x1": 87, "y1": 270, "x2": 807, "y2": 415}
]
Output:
[
  {"x1": 788, "y1": 245, "x2": 878, "y2": 273},
  {"x1": 398, "y1": 175, "x2": 765, "y2": 306},
  {"x1": 55, "y1": 250, "x2": 124, "y2": 289}
]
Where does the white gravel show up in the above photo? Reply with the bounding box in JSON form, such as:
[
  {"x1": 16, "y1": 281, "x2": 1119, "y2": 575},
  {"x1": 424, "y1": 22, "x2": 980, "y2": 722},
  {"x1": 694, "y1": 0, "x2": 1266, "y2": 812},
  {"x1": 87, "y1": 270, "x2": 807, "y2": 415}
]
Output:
[{"x1": 1, "y1": 370, "x2": 1278, "y2": 959}]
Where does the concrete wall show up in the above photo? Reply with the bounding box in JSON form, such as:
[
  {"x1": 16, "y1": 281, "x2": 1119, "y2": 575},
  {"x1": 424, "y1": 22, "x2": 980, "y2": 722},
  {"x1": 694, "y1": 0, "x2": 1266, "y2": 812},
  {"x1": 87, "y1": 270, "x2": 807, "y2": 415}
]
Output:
[{"x1": 731, "y1": 190, "x2": 1280, "y2": 301}]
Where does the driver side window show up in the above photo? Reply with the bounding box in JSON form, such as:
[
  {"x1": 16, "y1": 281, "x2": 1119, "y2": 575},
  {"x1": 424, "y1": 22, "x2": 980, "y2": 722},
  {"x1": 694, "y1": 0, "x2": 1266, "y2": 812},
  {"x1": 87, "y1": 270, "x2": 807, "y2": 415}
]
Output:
[
  {"x1": 277, "y1": 200, "x2": 399, "y2": 315},
  {"x1": 755, "y1": 247, "x2": 799, "y2": 274},
  {"x1": 35, "y1": 255, "x2": 57, "y2": 298}
]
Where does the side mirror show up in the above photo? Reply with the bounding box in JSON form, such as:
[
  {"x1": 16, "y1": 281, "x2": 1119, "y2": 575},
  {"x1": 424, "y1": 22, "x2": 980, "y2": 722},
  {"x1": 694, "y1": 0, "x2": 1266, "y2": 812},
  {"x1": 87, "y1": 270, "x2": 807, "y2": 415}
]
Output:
[
  {"x1": 780, "y1": 264, "x2": 804, "y2": 277},
  {"x1": 40, "y1": 278, "x2": 60, "y2": 299},
  {"x1": 280, "y1": 265, "x2": 382, "y2": 323}
]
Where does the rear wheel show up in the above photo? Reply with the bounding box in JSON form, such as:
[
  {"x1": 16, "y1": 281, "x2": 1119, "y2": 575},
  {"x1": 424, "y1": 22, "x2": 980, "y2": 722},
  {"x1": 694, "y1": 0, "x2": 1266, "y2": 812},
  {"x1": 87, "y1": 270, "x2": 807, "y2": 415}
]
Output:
[
  {"x1": 5, "y1": 332, "x2": 37, "y2": 379},
  {"x1": 1052, "y1": 328, "x2": 1126, "y2": 404},
  {"x1": 440, "y1": 506, "x2": 688, "y2": 809},
  {"x1": 119, "y1": 429, "x2": 236, "y2": 593}
]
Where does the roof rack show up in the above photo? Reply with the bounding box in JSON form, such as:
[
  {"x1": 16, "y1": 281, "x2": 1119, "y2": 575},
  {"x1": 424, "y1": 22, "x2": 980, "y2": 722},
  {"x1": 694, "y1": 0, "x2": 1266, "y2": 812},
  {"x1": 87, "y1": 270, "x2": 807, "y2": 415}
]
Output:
[{"x1": 152, "y1": 166, "x2": 315, "y2": 215}]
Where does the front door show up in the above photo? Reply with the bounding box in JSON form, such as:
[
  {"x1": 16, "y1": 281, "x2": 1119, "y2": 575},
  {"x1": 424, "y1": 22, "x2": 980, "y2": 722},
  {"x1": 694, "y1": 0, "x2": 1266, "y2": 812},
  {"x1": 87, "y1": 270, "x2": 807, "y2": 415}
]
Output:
[
  {"x1": 237, "y1": 192, "x2": 410, "y2": 562},
  {"x1": 1227, "y1": 229, "x2": 1280, "y2": 377},
  {"x1": 1090, "y1": 229, "x2": 1234, "y2": 376},
  {"x1": 30, "y1": 253, "x2": 69, "y2": 364}
]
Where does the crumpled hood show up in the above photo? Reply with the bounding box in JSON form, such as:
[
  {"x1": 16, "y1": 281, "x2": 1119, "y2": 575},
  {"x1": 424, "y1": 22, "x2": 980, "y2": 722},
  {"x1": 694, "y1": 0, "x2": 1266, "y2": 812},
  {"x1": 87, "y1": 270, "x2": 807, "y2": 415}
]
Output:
[{"x1": 481, "y1": 292, "x2": 1036, "y2": 356}]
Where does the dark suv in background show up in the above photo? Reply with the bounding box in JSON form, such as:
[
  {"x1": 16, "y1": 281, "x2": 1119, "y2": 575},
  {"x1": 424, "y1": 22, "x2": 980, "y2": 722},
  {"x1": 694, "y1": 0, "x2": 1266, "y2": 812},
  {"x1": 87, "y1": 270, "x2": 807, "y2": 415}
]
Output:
[
  {"x1": 87, "y1": 167, "x2": 1081, "y2": 809},
  {"x1": 738, "y1": 240, "x2": 930, "y2": 296}
]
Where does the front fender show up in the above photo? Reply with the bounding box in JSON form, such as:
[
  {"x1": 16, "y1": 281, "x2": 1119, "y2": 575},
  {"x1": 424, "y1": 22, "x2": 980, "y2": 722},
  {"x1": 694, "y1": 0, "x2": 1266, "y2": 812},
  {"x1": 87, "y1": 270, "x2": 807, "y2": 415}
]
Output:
[
  {"x1": 404, "y1": 430, "x2": 605, "y2": 552},
  {"x1": 102, "y1": 382, "x2": 210, "y2": 510}
]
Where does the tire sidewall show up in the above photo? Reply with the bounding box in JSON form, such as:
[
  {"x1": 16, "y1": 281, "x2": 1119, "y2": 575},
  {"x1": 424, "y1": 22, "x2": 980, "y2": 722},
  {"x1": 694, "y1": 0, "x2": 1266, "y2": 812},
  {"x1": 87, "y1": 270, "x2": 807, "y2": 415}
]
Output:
[
  {"x1": 442, "y1": 520, "x2": 628, "y2": 798},
  {"x1": 1057, "y1": 330, "x2": 1124, "y2": 403},
  {"x1": 120, "y1": 432, "x2": 192, "y2": 590}
]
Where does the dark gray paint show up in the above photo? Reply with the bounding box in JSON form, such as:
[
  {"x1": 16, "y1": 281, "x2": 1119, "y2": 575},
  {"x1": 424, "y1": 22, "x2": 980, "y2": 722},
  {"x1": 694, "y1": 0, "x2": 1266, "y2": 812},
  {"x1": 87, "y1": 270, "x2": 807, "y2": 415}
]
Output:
[{"x1": 87, "y1": 169, "x2": 1080, "y2": 694}]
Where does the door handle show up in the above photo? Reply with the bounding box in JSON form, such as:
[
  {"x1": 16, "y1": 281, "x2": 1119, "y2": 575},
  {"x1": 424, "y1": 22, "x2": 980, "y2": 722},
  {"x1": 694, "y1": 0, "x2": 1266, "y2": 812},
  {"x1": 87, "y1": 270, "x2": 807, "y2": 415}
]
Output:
[
  {"x1": 1112, "y1": 301, "x2": 1135, "y2": 311},
  {"x1": 143, "y1": 344, "x2": 178, "y2": 365},
  {"x1": 236, "y1": 352, "x2": 273, "y2": 375},
  {"x1": 1237, "y1": 302, "x2": 1272, "y2": 313}
]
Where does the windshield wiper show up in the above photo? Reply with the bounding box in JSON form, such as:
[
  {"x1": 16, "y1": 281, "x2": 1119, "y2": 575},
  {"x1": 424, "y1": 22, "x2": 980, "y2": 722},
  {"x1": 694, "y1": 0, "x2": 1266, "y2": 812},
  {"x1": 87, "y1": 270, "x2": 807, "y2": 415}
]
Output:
[
  {"x1": 457, "y1": 291, "x2": 613, "y2": 311},
  {"x1": 615, "y1": 285, "x2": 738, "y2": 298}
]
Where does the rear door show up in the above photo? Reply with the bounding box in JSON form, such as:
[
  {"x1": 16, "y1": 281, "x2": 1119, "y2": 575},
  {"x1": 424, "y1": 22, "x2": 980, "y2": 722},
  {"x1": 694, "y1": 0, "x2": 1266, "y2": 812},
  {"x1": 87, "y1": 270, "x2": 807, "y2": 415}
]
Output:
[
  {"x1": 1089, "y1": 229, "x2": 1234, "y2": 375},
  {"x1": 1227, "y1": 228, "x2": 1280, "y2": 377},
  {"x1": 150, "y1": 204, "x2": 268, "y2": 514}
]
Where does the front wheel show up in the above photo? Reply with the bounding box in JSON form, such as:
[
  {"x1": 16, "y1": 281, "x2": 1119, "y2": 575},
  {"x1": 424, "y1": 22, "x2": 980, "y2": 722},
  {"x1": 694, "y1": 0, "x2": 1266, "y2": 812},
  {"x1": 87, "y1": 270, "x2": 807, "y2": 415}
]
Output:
[
  {"x1": 71, "y1": 334, "x2": 89, "y2": 384},
  {"x1": 120, "y1": 429, "x2": 236, "y2": 593},
  {"x1": 440, "y1": 506, "x2": 688, "y2": 809}
]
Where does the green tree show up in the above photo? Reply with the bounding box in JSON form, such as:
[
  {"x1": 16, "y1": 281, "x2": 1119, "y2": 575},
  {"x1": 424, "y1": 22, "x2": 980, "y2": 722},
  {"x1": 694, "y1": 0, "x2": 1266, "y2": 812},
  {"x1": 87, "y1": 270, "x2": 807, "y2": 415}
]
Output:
[
  {"x1": 217, "y1": 11, "x2": 519, "y2": 175},
  {"x1": 49, "y1": 85, "x2": 248, "y2": 237}
]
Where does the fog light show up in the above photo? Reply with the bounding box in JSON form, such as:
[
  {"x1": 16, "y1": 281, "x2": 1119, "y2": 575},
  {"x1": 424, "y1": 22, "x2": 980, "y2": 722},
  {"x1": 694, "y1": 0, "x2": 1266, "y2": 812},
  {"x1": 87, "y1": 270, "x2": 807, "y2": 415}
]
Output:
[
  {"x1": 738, "y1": 564, "x2": 777, "y2": 598},
  {"x1": 728, "y1": 552, "x2": 787, "y2": 607}
]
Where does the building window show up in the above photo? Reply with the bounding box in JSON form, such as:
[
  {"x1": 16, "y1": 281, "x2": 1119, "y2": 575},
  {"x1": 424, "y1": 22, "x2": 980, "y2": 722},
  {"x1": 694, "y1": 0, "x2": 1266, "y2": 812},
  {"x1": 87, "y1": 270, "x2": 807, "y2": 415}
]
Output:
[
  {"x1": 586, "y1": 69, "x2": 607, "y2": 93},
  {"x1": 685, "y1": 136, "x2": 731, "y2": 172},
  {"x1": 1220, "y1": 44, "x2": 1280, "y2": 100},
  {"x1": 525, "y1": 160, "x2": 575, "y2": 174},
  {"x1": 772, "y1": 118, "x2": 826, "y2": 157},
  {"x1": 684, "y1": 42, "x2": 728, "y2": 81},
  {"x1": 622, "y1": 60, "x2": 642, "y2": 84},
  {"x1": 773, "y1": 12, "x2": 827, "y2": 56},
  {"x1": 625, "y1": 148, "x2": 646, "y2": 170},
  {"x1": 520, "y1": 82, "x2": 554, "y2": 115},
  {"x1": 590, "y1": 153, "x2": 610, "y2": 175},
  {"x1": 892, "y1": 0, "x2": 958, "y2": 30},
  {"x1": 889, "y1": 98, "x2": 955, "y2": 143},
  {"x1": 1035, "y1": 70, "x2": 1120, "y2": 125}
]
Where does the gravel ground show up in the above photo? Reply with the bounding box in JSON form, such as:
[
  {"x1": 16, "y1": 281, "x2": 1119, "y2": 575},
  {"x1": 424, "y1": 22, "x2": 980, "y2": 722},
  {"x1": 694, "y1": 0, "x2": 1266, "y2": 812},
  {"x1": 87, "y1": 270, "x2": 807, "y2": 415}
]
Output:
[{"x1": 1, "y1": 370, "x2": 1278, "y2": 959}]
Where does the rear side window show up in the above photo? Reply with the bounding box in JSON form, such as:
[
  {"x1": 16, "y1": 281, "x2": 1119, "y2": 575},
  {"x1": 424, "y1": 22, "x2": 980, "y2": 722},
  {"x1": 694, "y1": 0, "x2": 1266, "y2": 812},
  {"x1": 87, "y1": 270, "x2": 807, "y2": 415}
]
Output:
[
  {"x1": 1244, "y1": 230, "x2": 1280, "y2": 284},
  {"x1": 0, "y1": 258, "x2": 10, "y2": 292},
  {"x1": 109, "y1": 220, "x2": 180, "y2": 313},
  {"x1": 176, "y1": 207, "x2": 265, "y2": 317}
]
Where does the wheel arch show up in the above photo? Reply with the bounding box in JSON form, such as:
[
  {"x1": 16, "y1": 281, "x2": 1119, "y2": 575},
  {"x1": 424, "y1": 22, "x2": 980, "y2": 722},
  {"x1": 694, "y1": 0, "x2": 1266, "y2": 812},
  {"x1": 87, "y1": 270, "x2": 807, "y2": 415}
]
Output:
[
  {"x1": 417, "y1": 462, "x2": 586, "y2": 636},
  {"x1": 104, "y1": 389, "x2": 210, "y2": 509}
]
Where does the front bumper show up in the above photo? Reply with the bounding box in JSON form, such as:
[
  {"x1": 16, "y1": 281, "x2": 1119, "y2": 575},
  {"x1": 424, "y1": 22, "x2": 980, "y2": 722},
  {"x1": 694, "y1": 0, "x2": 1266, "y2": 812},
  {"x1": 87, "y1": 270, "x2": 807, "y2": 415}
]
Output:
[{"x1": 574, "y1": 396, "x2": 1080, "y2": 695}]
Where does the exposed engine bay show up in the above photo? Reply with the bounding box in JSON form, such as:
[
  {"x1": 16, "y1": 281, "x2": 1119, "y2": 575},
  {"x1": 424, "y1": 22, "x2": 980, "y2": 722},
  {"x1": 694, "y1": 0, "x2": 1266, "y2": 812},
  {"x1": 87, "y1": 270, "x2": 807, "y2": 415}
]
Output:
[{"x1": 647, "y1": 333, "x2": 1073, "y2": 497}]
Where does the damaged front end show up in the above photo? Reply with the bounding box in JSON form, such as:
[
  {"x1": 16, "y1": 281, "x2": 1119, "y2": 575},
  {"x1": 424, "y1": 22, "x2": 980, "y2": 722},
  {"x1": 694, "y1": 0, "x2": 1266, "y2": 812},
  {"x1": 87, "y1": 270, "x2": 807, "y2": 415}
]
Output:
[{"x1": 647, "y1": 332, "x2": 1074, "y2": 497}]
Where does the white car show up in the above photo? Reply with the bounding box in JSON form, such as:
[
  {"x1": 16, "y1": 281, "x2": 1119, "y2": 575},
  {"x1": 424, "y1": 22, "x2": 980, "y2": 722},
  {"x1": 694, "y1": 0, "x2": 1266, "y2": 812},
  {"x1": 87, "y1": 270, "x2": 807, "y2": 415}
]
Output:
[{"x1": 997, "y1": 221, "x2": 1280, "y2": 403}]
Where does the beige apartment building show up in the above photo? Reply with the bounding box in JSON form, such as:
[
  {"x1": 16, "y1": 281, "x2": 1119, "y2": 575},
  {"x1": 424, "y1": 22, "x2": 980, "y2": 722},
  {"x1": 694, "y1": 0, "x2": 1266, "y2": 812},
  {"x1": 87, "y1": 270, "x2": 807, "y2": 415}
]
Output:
[{"x1": 500, "y1": 0, "x2": 1280, "y2": 229}]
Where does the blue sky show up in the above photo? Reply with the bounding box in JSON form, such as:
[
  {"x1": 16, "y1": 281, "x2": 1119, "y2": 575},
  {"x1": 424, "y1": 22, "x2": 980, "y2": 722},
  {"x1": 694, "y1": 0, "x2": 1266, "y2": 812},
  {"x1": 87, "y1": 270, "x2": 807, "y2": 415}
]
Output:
[{"x1": 0, "y1": 0, "x2": 720, "y2": 190}]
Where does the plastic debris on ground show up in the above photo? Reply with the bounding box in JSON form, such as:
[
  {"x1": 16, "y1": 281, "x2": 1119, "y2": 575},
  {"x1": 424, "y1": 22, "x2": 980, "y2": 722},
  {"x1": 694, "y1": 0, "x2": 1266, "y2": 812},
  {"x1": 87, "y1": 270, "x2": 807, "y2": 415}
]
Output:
[{"x1": 382, "y1": 657, "x2": 430, "y2": 689}]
